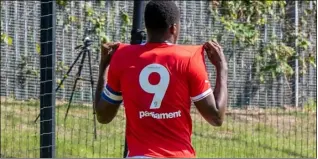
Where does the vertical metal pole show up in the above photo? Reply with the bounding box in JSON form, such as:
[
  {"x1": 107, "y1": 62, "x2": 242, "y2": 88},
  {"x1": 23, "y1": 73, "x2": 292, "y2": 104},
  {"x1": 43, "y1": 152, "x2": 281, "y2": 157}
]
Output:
[
  {"x1": 264, "y1": 23, "x2": 268, "y2": 108},
  {"x1": 130, "y1": 0, "x2": 145, "y2": 44},
  {"x1": 14, "y1": 1, "x2": 19, "y2": 99},
  {"x1": 40, "y1": 0, "x2": 56, "y2": 158},
  {"x1": 287, "y1": 1, "x2": 299, "y2": 108},
  {"x1": 123, "y1": 1, "x2": 145, "y2": 158},
  {"x1": 294, "y1": 1, "x2": 299, "y2": 108},
  {"x1": 4, "y1": 1, "x2": 9, "y2": 96},
  {"x1": 24, "y1": 1, "x2": 29, "y2": 99},
  {"x1": 309, "y1": 1, "x2": 313, "y2": 99}
]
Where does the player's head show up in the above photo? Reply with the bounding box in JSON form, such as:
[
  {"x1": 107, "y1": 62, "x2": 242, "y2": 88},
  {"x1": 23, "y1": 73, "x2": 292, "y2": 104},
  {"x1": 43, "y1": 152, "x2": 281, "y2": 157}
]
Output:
[{"x1": 144, "y1": 1, "x2": 180, "y2": 44}]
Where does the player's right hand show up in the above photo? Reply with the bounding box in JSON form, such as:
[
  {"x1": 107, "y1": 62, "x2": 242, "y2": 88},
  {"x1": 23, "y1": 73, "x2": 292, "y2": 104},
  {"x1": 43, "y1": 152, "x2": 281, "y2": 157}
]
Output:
[
  {"x1": 203, "y1": 41, "x2": 227, "y2": 69},
  {"x1": 100, "y1": 42, "x2": 120, "y2": 66}
]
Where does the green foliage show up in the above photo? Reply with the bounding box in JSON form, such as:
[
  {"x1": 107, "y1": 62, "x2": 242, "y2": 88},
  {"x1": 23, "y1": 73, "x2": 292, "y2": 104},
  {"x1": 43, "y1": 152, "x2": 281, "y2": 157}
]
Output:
[
  {"x1": 86, "y1": 10, "x2": 108, "y2": 43},
  {"x1": 255, "y1": 35, "x2": 296, "y2": 80},
  {"x1": 56, "y1": 61, "x2": 69, "y2": 74},
  {"x1": 55, "y1": 61, "x2": 69, "y2": 89},
  {"x1": 1, "y1": 32, "x2": 13, "y2": 45},
  {"x1": 211, "y1": 0, "x2": 316, "y2": 83},
  {"x1": 303, "y1": 98, "x2": 317, "y2": 113},
  {"x1": 17, "y1": 54, "x2": 40, "y2": 86},
  {"x1": 84, "y1": 3, "x2": 109, "y2": 54},
  {"x1": 121, "y1": 11, "x2": 131, "y2": 26},
  {"x1": 55, "y1": 1, "x2": 132, "y2": 61},
  {"x1": 120, "y1": 10, "x2": 132, "y2": 41},
  {"x1": 19, "y1": 55, "x2": 39, "y2": 77},
  {"x1": 56, "y1": 78, "x2": 64, "y2": 89},
  {"x1": 56, "y1": 0, "x2": 68, "y2": 7},
  {"x1": 36, "y1": 43, "x2": 41, "y2": 55}
]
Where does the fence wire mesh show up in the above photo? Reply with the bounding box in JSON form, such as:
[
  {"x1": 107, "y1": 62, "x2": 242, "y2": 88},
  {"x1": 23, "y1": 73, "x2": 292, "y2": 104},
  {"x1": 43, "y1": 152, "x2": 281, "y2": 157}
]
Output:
[
  {"x1": 0, "y1": 0, "x2": 317, "y2": 158},
  {"x1": 1, "y1": 1, "x2": 41, "y2": 158}
]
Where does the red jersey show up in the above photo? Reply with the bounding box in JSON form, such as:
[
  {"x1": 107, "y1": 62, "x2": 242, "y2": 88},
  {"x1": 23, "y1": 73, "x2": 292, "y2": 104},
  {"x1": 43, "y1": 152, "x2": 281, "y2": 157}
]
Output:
[{"x1": 104, "y1": 42, "x2": 212, "y2": 158}]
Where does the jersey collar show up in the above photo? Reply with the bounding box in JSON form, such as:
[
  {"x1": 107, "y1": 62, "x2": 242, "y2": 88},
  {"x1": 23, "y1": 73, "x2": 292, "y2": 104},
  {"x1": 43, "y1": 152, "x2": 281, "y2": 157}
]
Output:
[{"x1": 141, "y1": 41, "x2": 173, "y2": 46}]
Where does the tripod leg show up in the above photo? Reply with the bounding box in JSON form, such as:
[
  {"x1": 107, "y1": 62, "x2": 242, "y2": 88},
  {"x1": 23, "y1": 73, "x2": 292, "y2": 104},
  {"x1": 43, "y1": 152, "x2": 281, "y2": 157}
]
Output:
[
  {"x1": 34, "y1": 50, "x2": 84, "y2": 123},
  {"x1": 64, "y1": 77, "x2": 79, "y2": 121},
  {"x1": 56, "y1": 50, "x2": 84, "y2": 92},
  {"x1": 64, "y1": 51, "x2": 87, "y2": 121},
  {"x1": 87, "y1": 50, "x2": 97, "y2": 139}
]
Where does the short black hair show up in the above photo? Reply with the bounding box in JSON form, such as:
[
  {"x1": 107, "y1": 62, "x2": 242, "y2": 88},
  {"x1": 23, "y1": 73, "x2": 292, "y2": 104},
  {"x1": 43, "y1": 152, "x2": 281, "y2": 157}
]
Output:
[{"x1": 144, "y1": 1, "x2": 180, "y2": 33}]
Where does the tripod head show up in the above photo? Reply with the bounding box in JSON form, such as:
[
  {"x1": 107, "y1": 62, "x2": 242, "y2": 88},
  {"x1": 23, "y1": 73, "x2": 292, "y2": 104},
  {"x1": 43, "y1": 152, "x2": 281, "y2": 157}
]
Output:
[
  {"x1": 83, "y1": 37, "x2": 93, "y2": 48},
  {"x1": 74, "y1": 36, "x2": 93, "y2": 50},
  {"x1": 81, "y1": 27, "x2": 94, "y2": 48}
]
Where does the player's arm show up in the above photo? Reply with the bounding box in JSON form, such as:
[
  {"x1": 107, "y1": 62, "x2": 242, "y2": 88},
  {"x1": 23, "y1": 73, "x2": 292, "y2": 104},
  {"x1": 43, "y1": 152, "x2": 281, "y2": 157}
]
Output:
[
  {"x1": 94, "y1": 42, "x2": 121, "y2": 124},
  {"x1": 188, "y1": 43, "x2": 228, "y2": 126},
  {"x1": 194, "y1": 66, "x2": 228, "y2": 126}
]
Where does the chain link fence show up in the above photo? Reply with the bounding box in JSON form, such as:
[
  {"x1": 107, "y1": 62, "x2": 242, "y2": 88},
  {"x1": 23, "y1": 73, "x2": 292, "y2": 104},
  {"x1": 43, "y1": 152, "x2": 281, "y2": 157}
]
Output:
[{"x1": 1, "y1": 1, "x2": 316, "y2": 158}]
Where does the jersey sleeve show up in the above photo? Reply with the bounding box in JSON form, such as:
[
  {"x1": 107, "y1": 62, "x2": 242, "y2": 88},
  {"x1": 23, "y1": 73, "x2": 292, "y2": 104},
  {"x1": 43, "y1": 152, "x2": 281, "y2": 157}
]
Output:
[
  {"x1": 101, "y1": 45, "x2": 123, "y2": 105},
  {"x1": 187, "y1": 46, "x2": 212, "y2": 102}
]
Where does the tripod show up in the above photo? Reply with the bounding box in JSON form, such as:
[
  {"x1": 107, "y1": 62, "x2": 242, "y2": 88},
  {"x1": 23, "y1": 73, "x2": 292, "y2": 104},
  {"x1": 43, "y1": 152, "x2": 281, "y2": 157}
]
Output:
[{"x1": 34, "y1": 36, "x2": 97, "y2": 139}]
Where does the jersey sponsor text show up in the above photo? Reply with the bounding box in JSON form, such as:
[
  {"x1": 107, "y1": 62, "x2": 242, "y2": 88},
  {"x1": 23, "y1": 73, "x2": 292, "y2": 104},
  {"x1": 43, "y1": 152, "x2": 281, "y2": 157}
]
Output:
[{"x1": 139, "y1": 110, "x2": 181, "y2": 119}]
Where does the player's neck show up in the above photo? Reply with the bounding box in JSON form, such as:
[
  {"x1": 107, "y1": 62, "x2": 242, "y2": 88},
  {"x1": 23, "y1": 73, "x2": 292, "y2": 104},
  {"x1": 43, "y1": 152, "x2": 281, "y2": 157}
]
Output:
[
  {"x1": 147, "y1": 36, "x2": 174, "y2": 44},
  {"x1": 147, "y1": 39, "x2": 173, "y2": 44}
]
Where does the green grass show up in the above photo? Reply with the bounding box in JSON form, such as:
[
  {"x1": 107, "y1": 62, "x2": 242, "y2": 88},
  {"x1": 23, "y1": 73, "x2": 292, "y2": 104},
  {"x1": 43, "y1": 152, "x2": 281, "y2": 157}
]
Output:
[{"x1": 1, "y1": 99, "x2": 317, "y2": 158}]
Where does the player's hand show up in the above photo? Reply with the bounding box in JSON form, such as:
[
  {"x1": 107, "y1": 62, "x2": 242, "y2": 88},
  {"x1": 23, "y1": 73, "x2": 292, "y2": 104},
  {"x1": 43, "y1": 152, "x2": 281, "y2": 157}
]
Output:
[
  {"x1": 100, "y1": 42, "x2": 120, "y2": 66},
  {"x1": 204, "y1": 41, "x2": 227, "y2": 69}
]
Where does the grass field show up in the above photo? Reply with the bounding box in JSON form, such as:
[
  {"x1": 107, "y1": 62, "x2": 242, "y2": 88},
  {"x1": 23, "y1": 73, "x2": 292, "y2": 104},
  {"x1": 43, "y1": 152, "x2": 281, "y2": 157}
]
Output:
[{"x1": 1, "y1": 98, "x2": 317, "y2": 158}]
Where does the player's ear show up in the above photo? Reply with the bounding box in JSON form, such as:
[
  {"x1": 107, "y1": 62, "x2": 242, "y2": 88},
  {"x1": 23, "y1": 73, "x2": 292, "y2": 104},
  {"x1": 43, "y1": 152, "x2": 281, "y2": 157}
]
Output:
[
  {"x1": 169, "y1": 24, "x2": 178, "y2": 35},
  {"x1": 169, "y1": 23, "x2": 180, "y2": 44}
]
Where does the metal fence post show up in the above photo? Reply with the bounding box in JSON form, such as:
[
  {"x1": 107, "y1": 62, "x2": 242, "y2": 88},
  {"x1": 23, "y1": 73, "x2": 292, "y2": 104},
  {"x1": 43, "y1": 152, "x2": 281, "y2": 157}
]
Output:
[
  {"x1": 40, "y1": 0, "x2": 56, "y2": 158},
  {"x1": 294, "y1": 1, "x2": 299, "y2": 108},
  {"x1": 286, "y1": 1, "x2": 299, "y2": 107}
]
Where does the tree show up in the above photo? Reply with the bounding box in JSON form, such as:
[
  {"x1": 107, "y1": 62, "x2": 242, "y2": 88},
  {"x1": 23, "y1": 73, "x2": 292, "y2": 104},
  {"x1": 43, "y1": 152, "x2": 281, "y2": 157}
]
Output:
[{"x1": 210, "y1": 0, "x2": 316, "y2": 83}]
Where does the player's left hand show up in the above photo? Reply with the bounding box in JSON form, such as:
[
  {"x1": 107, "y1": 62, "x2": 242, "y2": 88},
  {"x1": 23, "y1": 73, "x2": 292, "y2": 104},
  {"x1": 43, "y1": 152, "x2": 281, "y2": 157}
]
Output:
[
  {"x1": 203, "y1": 40, "x2": 227, "y2": 70},
  {"x1": 100, "y1": 42, "x2": 120, "y2": 66}
]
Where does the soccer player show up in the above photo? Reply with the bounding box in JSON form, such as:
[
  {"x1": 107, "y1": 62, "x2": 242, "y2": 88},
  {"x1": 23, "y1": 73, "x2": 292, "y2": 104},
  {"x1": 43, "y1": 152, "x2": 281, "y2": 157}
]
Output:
[{"x1": 94, "y1": 1, "x2": 228, "y2": 158}]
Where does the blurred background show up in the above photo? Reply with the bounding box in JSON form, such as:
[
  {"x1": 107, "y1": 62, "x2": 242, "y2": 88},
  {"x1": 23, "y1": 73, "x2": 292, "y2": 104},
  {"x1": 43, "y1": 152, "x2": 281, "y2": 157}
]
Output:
[{"x1": 0, "y1": 0, "x2": 317, "y2": 158}]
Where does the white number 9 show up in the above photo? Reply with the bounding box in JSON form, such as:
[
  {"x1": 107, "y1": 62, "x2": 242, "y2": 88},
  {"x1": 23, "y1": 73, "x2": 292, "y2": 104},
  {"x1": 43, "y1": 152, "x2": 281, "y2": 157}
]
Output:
[{"x1": 139, "y1": 63, "x2": 170, "y2": 109}]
